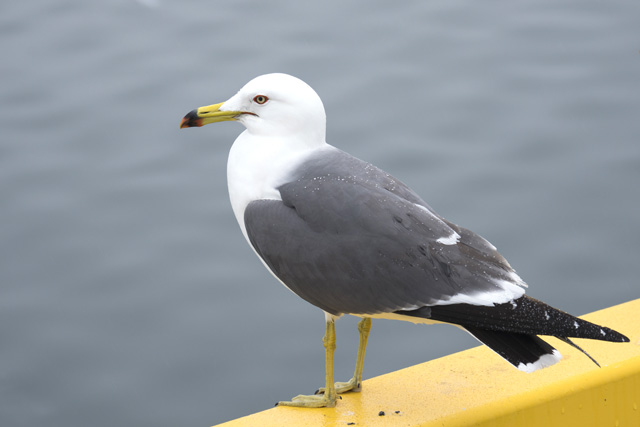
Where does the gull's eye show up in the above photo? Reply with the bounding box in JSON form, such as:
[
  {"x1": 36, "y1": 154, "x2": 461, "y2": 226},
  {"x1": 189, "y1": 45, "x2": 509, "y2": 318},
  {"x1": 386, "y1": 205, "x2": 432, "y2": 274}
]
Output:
[{"x1": 253, "y1": 95, "x2": 269, "y2": 105}]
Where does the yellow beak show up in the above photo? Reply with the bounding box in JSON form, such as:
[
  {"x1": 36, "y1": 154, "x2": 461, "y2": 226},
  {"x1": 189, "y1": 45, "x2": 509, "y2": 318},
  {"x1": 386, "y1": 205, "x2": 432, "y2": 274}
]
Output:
[{"x1": 179, "y1": 102, "x2": 246, "y2": 129}]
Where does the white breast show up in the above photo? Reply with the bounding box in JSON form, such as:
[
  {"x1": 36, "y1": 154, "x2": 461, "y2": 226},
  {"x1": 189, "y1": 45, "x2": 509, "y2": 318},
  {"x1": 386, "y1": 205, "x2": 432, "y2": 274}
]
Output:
[{"x1": 226, "y1": 129, "x2": 330, "y2": 240}]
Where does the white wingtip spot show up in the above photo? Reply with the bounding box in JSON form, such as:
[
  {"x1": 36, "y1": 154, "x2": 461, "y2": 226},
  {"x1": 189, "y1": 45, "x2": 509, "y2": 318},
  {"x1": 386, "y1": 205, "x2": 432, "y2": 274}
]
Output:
[
  {"x1": 436, "y1": 232, "x2": 461, "y2": 245},
  {"x1": 436, "y1": 279, "x2": 526, "y2": 307},
  {"x1": 517, "y1": 350, "x2": 562, "y2": 373}
]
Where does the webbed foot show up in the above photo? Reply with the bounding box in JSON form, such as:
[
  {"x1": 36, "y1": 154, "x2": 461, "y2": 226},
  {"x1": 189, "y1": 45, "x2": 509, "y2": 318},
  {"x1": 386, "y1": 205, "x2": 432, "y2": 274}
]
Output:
[
  {"x1": 277, "y1": 392, "x2": 340, "y2": 408},
  {"x1": 315, "y1": 376, "x2": 361, "y2": 394}
]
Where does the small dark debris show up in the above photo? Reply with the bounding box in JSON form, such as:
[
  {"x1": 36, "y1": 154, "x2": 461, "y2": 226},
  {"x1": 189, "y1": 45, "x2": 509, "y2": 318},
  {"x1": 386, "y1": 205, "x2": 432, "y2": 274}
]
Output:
[
  {"x1": 378, "y1": 411, "x2": 385, "y2": 416},
  {"x1": 347, "y1": 423, "x2": 356, "y2": 426},
  {"x1": 395, "y1": 410, "x2": 401, "y2": 414}
]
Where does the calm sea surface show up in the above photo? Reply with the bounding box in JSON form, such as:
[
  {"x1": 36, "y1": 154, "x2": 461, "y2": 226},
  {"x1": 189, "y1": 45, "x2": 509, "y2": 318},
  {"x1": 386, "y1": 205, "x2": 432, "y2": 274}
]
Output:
[{"x1": 1, "y1": 1, "x2": 638, "y2": 425}]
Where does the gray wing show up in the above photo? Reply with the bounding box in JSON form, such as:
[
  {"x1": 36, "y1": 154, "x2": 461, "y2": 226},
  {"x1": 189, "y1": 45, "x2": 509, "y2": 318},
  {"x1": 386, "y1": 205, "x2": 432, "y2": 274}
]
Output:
[{"x1": 244, "y1": 149, "x2": 525, "y2": 316}]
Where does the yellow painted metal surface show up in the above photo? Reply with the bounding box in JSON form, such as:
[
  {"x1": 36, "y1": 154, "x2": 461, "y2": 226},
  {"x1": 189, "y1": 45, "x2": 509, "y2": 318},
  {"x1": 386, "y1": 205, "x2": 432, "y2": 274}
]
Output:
[{"x1": 214, "y1": 299, "x2": 640, "y2": 426}]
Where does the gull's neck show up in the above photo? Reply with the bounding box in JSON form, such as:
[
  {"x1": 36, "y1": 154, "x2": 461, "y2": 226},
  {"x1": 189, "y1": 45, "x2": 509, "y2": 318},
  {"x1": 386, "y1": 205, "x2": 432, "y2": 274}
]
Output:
[{"x1": 227, "y1": 130, "x2": 330, "y2": 240}]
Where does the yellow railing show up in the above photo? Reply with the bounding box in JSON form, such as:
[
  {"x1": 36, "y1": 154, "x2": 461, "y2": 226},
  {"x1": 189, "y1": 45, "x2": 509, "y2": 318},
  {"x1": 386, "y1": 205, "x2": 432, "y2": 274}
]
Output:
[{"x1": 215, "y1": 299, "x2": 640, "y2": 426}]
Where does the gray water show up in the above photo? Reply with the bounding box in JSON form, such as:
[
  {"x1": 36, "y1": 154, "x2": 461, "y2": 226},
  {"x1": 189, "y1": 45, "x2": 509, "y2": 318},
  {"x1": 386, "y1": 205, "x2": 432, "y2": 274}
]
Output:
[{"x1": 1, "y1": 1, "x2": 639, "y2": 426}]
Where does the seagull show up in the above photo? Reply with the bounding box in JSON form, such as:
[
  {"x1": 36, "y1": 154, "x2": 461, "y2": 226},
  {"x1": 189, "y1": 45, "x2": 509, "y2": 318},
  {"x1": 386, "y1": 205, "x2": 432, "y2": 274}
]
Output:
[{"x1": 180, "y1": 73, "x2": 629, "y2": 408}]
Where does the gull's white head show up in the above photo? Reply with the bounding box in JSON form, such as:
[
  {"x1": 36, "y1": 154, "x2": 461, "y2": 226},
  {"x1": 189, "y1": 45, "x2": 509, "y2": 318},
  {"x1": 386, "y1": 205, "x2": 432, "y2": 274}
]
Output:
[{"x1": 181, "y1": 73, "x2": 326, "y2": 143}]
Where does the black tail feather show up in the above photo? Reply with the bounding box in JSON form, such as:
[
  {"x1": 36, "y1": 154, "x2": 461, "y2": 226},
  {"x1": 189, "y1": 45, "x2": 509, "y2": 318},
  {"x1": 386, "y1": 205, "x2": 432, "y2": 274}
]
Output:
[
  {"x1": 464, "y1": 326, "x2": 561, "y2": 372},
  {"x1": 396, "y1": 296, "x2": 629, "y2": 371},
  {"x1": 421, "y1": 296, "x2": 630, "y2": 343},
  {"x1": 557, "y1": 336, "x2": 600, "y2": 367}
]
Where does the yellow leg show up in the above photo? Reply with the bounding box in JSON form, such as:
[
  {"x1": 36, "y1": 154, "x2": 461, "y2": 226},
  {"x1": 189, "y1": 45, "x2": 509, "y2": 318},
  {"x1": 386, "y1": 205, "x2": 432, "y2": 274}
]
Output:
[
  {"x1": 317, "y1": 317, "x2": 372, "y2": 394},
  {"x1": 276, "y1": 320, "x2": 338, "y2": 408}
]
